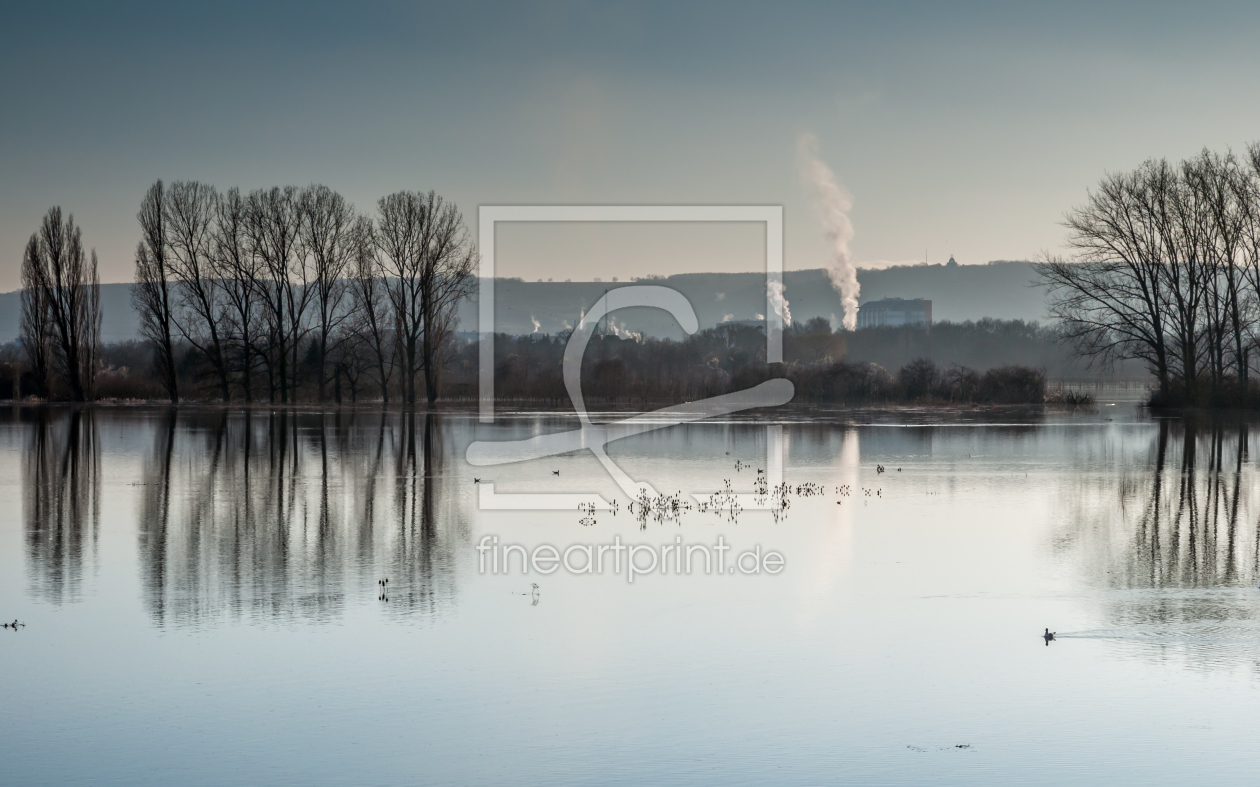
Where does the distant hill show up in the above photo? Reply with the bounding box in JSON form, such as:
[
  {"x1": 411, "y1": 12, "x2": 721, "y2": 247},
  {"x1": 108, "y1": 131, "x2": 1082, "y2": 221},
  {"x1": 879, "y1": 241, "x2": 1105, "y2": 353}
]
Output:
[
  {"x1": 0, "y1": 261, "x2": 1048, "y2": 343},
  {"x1": 0, "y1": 282, "x2": 139, "y2": 344}
]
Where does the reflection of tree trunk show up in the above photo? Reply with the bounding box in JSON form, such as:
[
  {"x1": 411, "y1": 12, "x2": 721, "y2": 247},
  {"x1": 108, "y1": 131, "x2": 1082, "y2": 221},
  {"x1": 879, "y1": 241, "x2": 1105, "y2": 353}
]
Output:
[
  {"x1": 1144, "y1": 419, "x2": 1169, "y2": 586},
  {"x1": 422, "y1": 412, "x2": 436, "y2": 538},
  {"x1": 140, "y1": 408, "x2": 177, "y2": 622},
  {"x1": 389, "y1": 410, "x2": 445, "y2": 611},
  {"x1": 317, "y1": 412, "x2": 335, "y2": 596},
  {"x1": 122, "y1": 406, "x2": 464, "y2": 625},
  {"x1": 359, "y1": 411, "x2": 387, "y2": 560},
  {"x1": 1106, "y1": 419, "x2": 1260, "y2": 593},
  {"x1": 1224, "y1": 423, "x2": 1245, "y2": 582},
  {"x1": 1170, "y1": 423, "x2": 1196, "y2": 583},
  {"x1": 25, "y1": 408, "x2": 100, "y2": 604}
]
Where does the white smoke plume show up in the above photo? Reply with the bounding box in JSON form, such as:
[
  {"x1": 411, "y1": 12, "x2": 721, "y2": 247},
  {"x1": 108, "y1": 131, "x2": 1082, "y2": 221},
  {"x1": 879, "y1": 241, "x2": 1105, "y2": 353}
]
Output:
[
  {"x1": 767, "y1": 280, "x2": 792, "y2": 327},
  {"x1": 607, "y1": 315, "x2": 643, "y2": 342},
  {"x1": 531, "y1": 315, "x2": 542, "y2": 334},
  {"x1": 798, "y1": 132, "x2": 859, "y2": 330}
]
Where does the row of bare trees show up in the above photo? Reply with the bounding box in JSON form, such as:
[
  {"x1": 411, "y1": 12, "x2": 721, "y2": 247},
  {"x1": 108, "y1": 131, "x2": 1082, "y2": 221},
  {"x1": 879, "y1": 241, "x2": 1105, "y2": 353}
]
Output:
[
  {"x1": 132, "y1": 181, "x2": 476, "y2": 404},
  {"x1": 20, "y1": 208, "x2": 102, "y2": 402},
  {"x1": 1039, "y1": 146, "x2": 1260, "y2": 406}
]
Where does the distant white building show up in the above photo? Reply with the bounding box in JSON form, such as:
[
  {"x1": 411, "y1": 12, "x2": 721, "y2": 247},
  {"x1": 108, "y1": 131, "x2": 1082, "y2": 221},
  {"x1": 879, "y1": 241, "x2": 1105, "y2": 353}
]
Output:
[{"x1": 856, "y1": 298, "x2": 933, "y2": 329}]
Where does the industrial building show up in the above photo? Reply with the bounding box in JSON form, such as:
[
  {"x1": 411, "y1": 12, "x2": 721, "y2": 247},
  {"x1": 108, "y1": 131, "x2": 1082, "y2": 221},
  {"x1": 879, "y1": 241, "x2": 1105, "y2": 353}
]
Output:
[{"x1": 856, "y1": 297, "x2": 933, "y2": 329}]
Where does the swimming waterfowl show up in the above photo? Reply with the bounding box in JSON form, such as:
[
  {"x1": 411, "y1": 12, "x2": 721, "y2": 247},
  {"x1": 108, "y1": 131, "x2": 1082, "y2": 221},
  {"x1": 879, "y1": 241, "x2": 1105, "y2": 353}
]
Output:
[{"x1": 1043, "y1": 628, "x2": 1055, "y2": 644}]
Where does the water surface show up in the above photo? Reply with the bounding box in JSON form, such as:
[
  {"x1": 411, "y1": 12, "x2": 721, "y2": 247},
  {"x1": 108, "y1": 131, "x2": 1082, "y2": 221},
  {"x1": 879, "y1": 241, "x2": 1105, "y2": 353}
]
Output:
[{"x1": 2, "y1": 403, "x2": 1259, "y2": 786}]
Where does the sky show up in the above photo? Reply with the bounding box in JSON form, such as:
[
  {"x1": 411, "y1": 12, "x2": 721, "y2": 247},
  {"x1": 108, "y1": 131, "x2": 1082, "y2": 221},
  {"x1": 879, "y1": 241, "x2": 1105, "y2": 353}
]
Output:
[{"x1": 4, "y1": 0, "x2": 1260, "y2": 290}]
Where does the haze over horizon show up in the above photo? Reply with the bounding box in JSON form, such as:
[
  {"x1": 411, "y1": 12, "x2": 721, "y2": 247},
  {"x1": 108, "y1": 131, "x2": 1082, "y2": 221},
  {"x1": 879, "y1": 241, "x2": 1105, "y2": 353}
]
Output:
[{"x1": 7, "y1": 1, "x2": 1260, "y2": 291}]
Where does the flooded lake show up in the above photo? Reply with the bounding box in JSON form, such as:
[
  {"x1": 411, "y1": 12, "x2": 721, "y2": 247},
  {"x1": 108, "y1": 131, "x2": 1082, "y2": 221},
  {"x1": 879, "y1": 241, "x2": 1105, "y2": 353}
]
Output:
[{"x1": 3, "y1": 403, "x2": 1260, "y2": 786}]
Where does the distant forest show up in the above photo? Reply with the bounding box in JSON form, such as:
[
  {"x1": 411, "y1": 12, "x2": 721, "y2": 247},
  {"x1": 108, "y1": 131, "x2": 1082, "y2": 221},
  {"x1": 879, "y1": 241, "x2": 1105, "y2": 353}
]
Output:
[
  {"x1": 443, "y1": 318, "x2": 1089, "y2": 407},
  {"x1": 1, "y1": 312, "x2": 1098, "y2": 406}
]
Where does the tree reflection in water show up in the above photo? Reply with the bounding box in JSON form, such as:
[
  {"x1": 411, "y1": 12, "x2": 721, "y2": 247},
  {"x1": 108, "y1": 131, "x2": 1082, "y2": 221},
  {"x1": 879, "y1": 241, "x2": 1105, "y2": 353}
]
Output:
[
  {"x1": 138, "y1": 409, "x2": 466, "y2": 626},
  {"x1": 1060, "y1": 418, "x2": 1260, "y2": 667},
  {"x1": 23, "y1": 407, "x2": 100, "y2": 605}
]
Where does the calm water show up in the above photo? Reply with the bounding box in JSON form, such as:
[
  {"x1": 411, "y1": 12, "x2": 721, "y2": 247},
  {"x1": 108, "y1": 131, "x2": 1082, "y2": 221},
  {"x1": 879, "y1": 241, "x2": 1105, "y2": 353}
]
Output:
[{"x1": 2, "y1": 403, "x2": 1260, "y2": 786}]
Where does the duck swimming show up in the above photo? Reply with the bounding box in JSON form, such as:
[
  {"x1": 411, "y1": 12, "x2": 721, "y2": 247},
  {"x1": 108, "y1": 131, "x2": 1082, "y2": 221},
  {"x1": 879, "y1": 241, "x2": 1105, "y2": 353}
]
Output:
[{"x1": 1043, "y1": 628, "x2": 1055, "y2": 645}]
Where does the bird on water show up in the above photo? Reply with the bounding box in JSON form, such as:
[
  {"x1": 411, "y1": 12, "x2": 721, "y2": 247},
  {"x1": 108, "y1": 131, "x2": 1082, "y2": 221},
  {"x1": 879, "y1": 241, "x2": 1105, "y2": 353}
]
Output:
[{"x1": 1043, "y1": 628, "x2": 1055, "y2": 645}]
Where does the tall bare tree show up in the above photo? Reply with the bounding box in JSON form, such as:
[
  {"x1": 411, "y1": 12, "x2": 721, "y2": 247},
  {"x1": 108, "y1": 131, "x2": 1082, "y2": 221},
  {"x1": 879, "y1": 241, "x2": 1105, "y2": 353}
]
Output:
[
  {"x1": 348, "y1": 218, "x2": 395, "y2": 402},
  {"x1": 374, "y1": 190, "x2": 476, "y2": 404},
  {"x1": 245, "y1": 186, "x2": 308, "y2": 403},
  {"x1": 1041, "y1": 149, "x2": 1260, "y2": 406},
  {"x1": 21, "y1": 208, "x2": 101, "y2": 402},
  {"x1": 1039, "y1": 165, "x2": 1172, "y2": 393},
  {"x1": 1184, "y1": 151, "x2": 1249, "y2": 397},
  {"x1": 20, "y1": 235, "x2": 53, "y2": 398},
  {"x1": 300, "y1": 185, "x2": 357, "y2": 402},
  {"x1": 132, "y1": 181, "x2": 180, "y2": 402},
  {"x1": 374, "y1": 192, "x2": 427, "y2": 404},
  {"x1": 211, "y1": 187, "x2": 261, "y2": 400},
  {"x1": 415, "y1": 193, "x2": 476, "y2": 403},
  {"x1": 166, "y1": 181, "x2": 231, "y2": 400}
]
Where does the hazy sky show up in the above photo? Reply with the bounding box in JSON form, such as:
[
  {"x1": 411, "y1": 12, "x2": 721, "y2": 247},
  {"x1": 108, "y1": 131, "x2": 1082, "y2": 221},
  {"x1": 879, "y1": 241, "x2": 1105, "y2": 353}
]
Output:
[{"x1": 4, "y1": 0, "x2": 1260, "y2": 290}]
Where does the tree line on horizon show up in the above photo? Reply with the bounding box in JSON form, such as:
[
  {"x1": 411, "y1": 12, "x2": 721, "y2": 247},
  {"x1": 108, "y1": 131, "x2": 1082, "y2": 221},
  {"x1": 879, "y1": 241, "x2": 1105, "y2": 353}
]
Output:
[
  {"x1": 1039, "y1": 144, "x2": 1260, "y2": 407},
  {"x1": 9, "y1": 180, "x2": 1096, "y2": 408},
  {"x1": 131, "y1": 181, "x2": 475, "y2": 405},
  {"x1": 440, "y1": 318, "x2": 1073, "y2": 407},
  {"x1": 15, "y1": 182, "x2": 476, "y2": 404}
]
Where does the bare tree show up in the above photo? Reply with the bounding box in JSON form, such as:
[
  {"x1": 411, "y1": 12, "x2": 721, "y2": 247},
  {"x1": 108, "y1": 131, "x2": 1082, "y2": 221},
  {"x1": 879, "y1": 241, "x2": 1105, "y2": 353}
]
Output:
[
  {"x1": 374, "y1": 190, "x2": 475, "y2": 404},
  {"x1": 348, "y1": 217, "x2": 396, "y2": 402},
  {"x1": 132, "y1": 181, "x2": 180, "y2": 402},
  {"x1": 1157, "y1": 159, "x2": 1209, "y2": 400},
  {"x1": 1038, "y1": 165, "x2": 1172, "y2": 394},
  {"x1": 1184, "y1": 150, "x2": 1249, "y2": 397},
  {"x1": 21, "y1": 208, "x2": 101, "y2": 401},
  {"x1": 300, "y1": 185, "x2": 357, "y2": 402},
  {"x1": 374, "y1": 192, "x2": 427, "y2": 404},
  {"x1": 20, "y1": 235, "x2": 53, "y2": 398},
  {"x1": 1237, "y1": 143, "x2": 1260, "y2": 385},
  {"x1": 166, "y1": 181, "x2": 231, "y2": 400},
  {"x1": 211, "y1": 187, "x2": 261, "y2": 400},
  {"x1": 1041, "y1": 150, "x2": 1260, "y2": 406},
  {"x1": 416, "y1": 193, "x2": 476, "y2": 403},
  {"x1": 245, "y1": 187, "x2": 309, "y2": 403}
]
